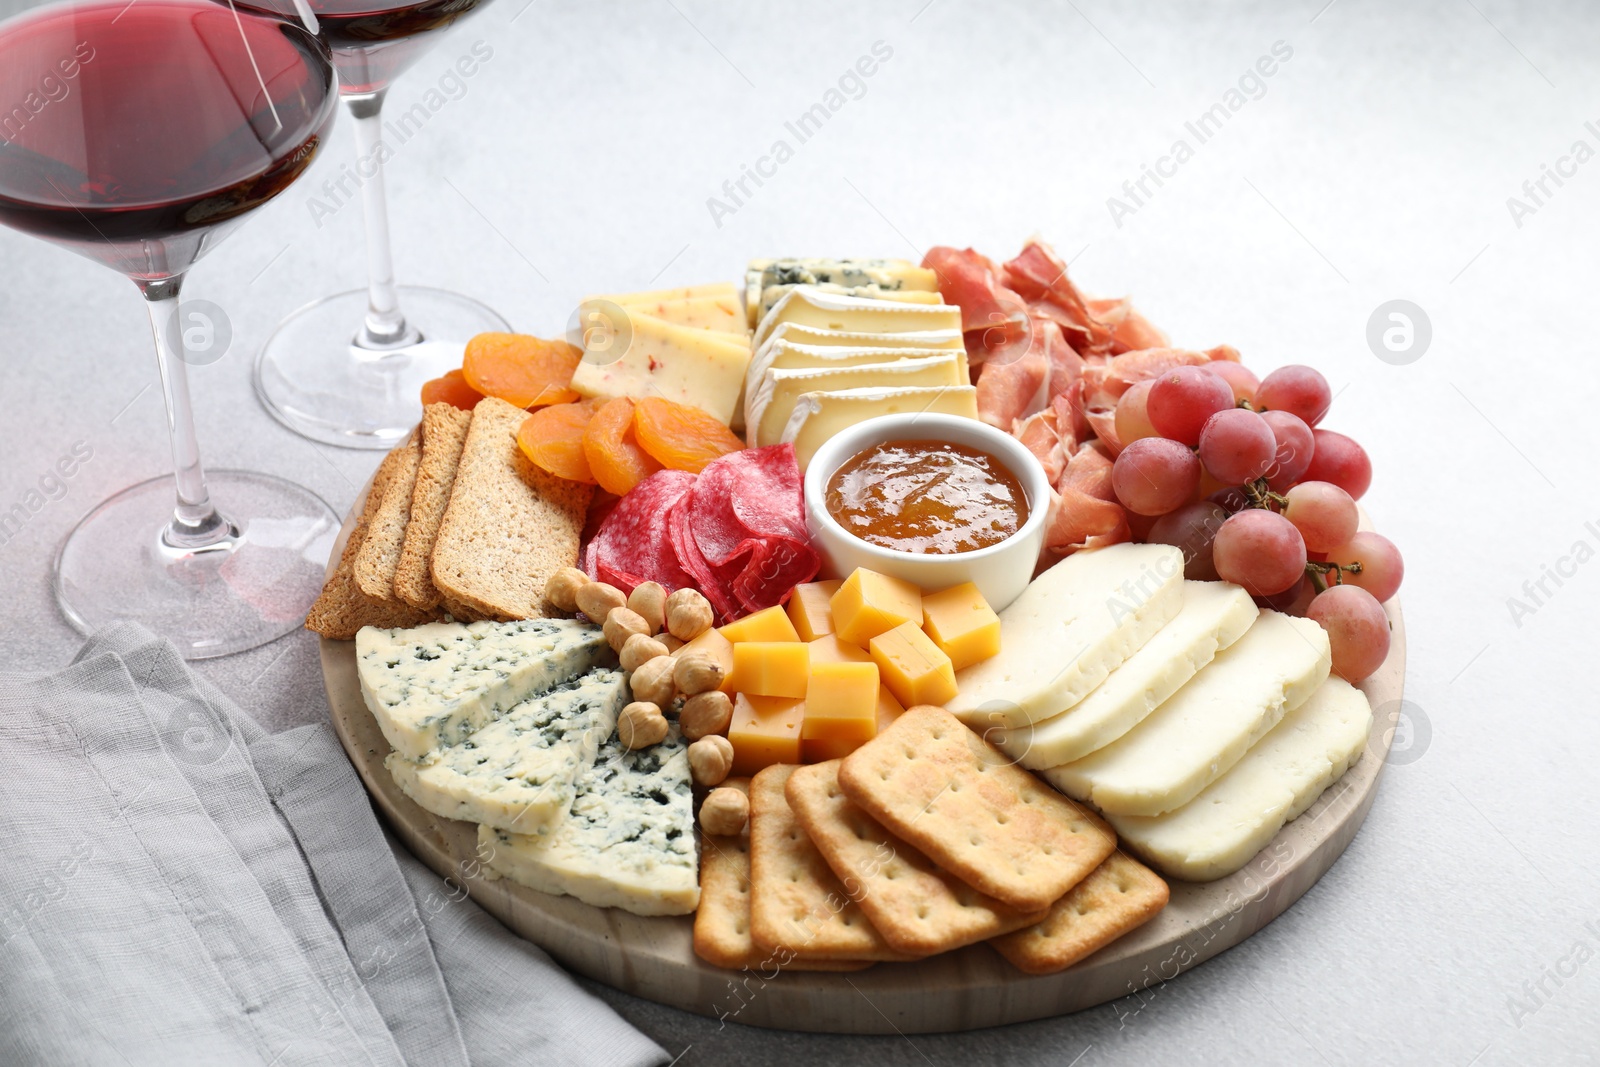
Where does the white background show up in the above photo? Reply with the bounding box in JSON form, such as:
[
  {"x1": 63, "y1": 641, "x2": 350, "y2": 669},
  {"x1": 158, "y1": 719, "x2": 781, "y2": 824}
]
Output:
[{"x1": 1, "y1": 1, "x2": 1596, "y2": 1063}]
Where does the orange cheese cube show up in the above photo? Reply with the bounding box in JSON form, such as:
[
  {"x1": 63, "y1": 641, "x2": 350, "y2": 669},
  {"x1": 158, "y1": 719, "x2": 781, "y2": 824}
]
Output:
[
  {"x1": 801, "y1": 661, "x2": 880, "y2": 743},
  {"x1": 672, "y1": 627, "x2": 736, "y2": 694},
  {"x1": 920, "y1": 581, "x2": 1002, "y2": 671},
  {"x1": 718, "y1": 604, "x2": 801, "y2": 644},
  {"x1": 729, "y1": 641, "x2": 810, "y2": 698},
  {"x1": 785, "y1": 580, "x2": 841, "y2": 641},
  {"x1": 869, "y1": 621, "x2": 958, "y2": 708},
  {"x1": 808, "y1": 634, "x2": 872, "y2": 665},
  {"x1": 728, "y1": 692, "x2": 804, "y2": 775},
  {"x1": 830, "y1": 569, "x2": 923, "y2": 649},
  {"x1": 802, "y1": 685, "x2": 904, "y2": 763}
]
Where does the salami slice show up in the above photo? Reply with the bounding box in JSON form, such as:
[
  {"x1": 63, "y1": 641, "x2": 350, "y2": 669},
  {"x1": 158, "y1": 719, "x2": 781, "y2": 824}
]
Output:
[
  {"x1": 687, "y1": 445, "x2": 818, "y2": 615},
  {"x1": 666, "y1": 490, "x2": 740, "y2": 621},
  {"x1": 585, "y1": 469, "x2": 698, "y2": 594}
]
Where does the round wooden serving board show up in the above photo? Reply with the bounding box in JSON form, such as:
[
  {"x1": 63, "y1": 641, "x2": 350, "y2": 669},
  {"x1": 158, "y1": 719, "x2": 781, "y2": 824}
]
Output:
[{"x1": 321, "y1": 485, "x2": 1406, "y2": 1034}]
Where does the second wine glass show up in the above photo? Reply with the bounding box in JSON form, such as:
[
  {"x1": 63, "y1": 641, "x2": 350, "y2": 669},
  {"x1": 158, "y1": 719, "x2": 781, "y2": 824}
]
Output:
[{"x1": 250, "y1": 0, "x2": 508, "y2": 449}]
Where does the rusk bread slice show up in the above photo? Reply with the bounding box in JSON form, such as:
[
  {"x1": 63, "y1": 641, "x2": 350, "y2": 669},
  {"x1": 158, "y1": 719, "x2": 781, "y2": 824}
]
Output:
[
  {"x1": 353, "y1": 440, "x2": 421, "y2": 602},
  {"x1": 988, "y1": 851, "x2": 1169, "y2": 975},
  {"x1": 306, "y1": 445, "x2": 434, "y2": 640},
  {"x1": 430, "y1": 397, "x2": 592, "y2": 620},
  {"x1": 837, "y1": 706, "x2": 1116, "y2": 913},
  {"x1": 395, "y1": 403, "x2": 473, "y2": 610},
  {"x1": 785, "y1": 761, "x2": 1046, "y2": 956}
]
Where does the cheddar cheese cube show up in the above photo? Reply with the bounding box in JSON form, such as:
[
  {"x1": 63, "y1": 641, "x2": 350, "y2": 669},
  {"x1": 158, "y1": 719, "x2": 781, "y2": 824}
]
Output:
[
  {"x1": 808, "y1": 634, "x2": 872, "y2": 665},
  {"x1": 830, "y1": 569, "x2": 923, "y2": 649},
  {"x1": 785, "y1": 580, "x2": 841, "y2": 642},
  {"x1": 869, "y1": 621, "x2": 958, "y2": 708},
  {"x1": 920, "y1": 581, "x2": 1002, "y2": 671},
  {"x1": 719, "y1": 604, "x2": 801, "y2": 644},
  {"x1": 729, "y1": 693, "x2": 804, "y2": 776},
  {"x1": 802, "y1": 685, "x2": 904, "y2": 763},
  {"x1": 672, "y1": 627, "x2": 736, "y2": 694},
  {"x1": 729, "y1": 641, "x2": 809, "y2": 699},
  {"x1": 801, "y1": 661, "x2": 880, "y2": 743}
]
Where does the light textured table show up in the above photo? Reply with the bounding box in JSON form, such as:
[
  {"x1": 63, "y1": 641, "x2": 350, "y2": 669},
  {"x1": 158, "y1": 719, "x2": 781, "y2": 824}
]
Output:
[{"x1": 1, "y1": 1, "x2": 1595, "y2": 1064}]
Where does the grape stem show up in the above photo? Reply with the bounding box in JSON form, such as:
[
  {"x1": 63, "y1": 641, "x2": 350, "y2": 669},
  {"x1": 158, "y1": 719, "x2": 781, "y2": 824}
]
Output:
[
  {"x1": 1305, "y1": 559, "x2": 1364, "y2": 594},
  {"x1": 1243, "y1": 477, "x2": 1290, "y2": 511}
]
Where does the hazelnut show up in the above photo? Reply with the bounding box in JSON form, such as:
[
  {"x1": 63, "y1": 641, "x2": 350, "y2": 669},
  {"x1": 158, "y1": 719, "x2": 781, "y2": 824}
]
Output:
[
  {"x1": 665, "y1": 588, "x2": 715, "y2": 641},
  {"x1": 629, "y1": 655, "x2": 677, "y2": 706},
  {"x1": 699, "y1": 786, "x2": 749, "y2": 836},
  {"x1": 603, "y1": 607, "x2": 651, "y2": 653},
  {"x1": 673, "y1": 650, "x2": 726, "y2": 696},
  {"x1": 544, "y1": 567, "x2": 591, "y2": 613},
  {"x1": 626, "y1": 581, "x2": 667, "y2": 635},
  {"x1": 617, "y1": 701, "x2": 668, "y2": 750},
  {"x1": 687, "y1": 736, "x2": 735, "y2": 787},
  {"x1": 576, "y1": 581, "x2": 627, "y2": 621},
  {"x1": 679, "y1": 690, "x2": 733, "y2": 741},
  {"x1": 619, "y1": 632, "x2": 669, "y2": 673}
]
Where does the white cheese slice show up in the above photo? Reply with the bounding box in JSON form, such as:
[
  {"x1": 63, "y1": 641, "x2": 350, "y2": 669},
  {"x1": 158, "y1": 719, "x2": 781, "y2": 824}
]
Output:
[
  {"x1": 569, "y1": 312, "x2": 752, "y2": 425},
  {"x1": 479, "y1": 727, "x2": 699, "y2": 916},
  {"x1": 357, "y1": 619, "x2": 611, "y2": 762},
  {"x1": 779, "y1": 384, "x2": 980, "y2": 472},
  {"x1": 745, "y1": 340, "x2": 968, "y2": 406},
  {"x1": 1106, "y1": 676, "x2": 1373, "y2": 882},
  {"x1": 752, "y1": 286, "x2": 963, "y2": 348},
  {"x1": 384, "y1": 667, "x2": 629, "y2": 835},
  {"x1": 746, "y1": 353, "x2": 964, "y2": 448},
  {"x1": 993, "y1": 581, "x2": 1258, "y2": 769},
  {"x1": 745, "y1": 258, "x2": 940, "y2": 326},
  {"x1": 946, "y1": 543, "x2": 1186, "y2": 730},
  {"x1": 757, "y1": 284, "x2": 939, "y2": 326},
  {"x1": 1043, "y1": 611, "x2": 1332, "y2": 817},
  {"x1": 760, "y1": 322, "x2": 964, "y2": 351},
  {"x1": 590, "y1": 294, "x2": 747, "y2": 337}
]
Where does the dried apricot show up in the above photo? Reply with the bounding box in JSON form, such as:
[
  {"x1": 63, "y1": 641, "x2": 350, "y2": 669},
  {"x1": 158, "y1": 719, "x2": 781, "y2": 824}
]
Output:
[
  {"x1": 419, "y1": 368, "x2": 484, "y2": 411},
  {"x1": 633, "y1": 397, "x2": 744, "y2": 473},
  {"x1": 462, "y1": 332, "x2": 582, "y2": 408},
  {"x1": 518, "y1": 400, "x2": 600, "y2": 483},
  {"x1": 583, "y1": 397, "x2": 663, "y2": 496}
]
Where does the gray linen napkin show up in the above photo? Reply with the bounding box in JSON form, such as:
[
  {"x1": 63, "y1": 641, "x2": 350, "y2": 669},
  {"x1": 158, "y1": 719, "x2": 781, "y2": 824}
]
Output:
[{"x1": 0, "y1": 623, "x2": 666, "y2": 1067}]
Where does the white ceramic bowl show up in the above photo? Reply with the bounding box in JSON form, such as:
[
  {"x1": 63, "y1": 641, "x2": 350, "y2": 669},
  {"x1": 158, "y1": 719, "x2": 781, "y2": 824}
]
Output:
[{"x1": 802, "y1": 413, "x2": 1051, "y2": 613}]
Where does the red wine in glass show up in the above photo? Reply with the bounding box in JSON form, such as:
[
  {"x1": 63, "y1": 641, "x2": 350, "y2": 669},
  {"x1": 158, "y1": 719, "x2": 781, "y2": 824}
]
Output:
[
  {"x1": 0, "y1": 0, "x2": 344, "y2": 657},
  {"x1": 287, "y1": 0, "x2": 490, "y2": 94}
]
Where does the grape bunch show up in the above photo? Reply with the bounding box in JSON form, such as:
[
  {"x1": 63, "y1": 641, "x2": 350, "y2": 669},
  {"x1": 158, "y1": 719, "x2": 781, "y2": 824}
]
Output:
[{"x1": 1110, "y1": 360, "x2": 1401, "y2": 683}]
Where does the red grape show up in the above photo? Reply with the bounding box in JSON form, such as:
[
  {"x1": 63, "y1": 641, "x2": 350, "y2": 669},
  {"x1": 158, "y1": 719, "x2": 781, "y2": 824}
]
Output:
[
  {"x1": 1323, "y1": 531, "x2": 1403, "y2": 602},
  {"x1": 1146, "y1": 366, "x2": 1236, "y2": 446},
  {"x1": 1148, "y1": 501, "x2": 1228, "y2": 580},
  {"x1": 1256, "y1": 364, "x2": 1332, "y2": 426},
  {"x1": 1114, "y1": 379, "x2": 1158, "y2": 446},
  {"x1": 1111, "y1": 437, "x2": 1201, "y2": 516},
  {"x1": 1212, "y1": 510, "x2": 1307, "y2": 596},
  {"x1": 1260, "y1": 410, "x2": 1315, "y2": 491},
  {"x1": 1257, "y1": 576, "x2": 1315, "y2": 615},
  {"x1": 1205, "y1": 360, "x2": 1260, "y2": 404},
  {"x1": 1208, "y1": 485, "x2": 1252, "y2": 513},
  {"x1": 1198, "y1": 408, "x2": 1277, "y2": 485},
  {"x1": 1282, "y1": 481, "x2": 1359, "y2": 552},
  {"x1": 1307, "y1": 584, "x2": 1390, "y2": 682},
  {"x1": 1303, "y1": 429, "x2": 1372, "y2": 499}
]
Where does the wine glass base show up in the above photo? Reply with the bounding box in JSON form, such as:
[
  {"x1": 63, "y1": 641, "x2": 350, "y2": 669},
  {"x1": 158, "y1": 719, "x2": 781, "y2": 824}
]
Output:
[
  {"x1": 53, "y1": 470, "x2": 340, "y2": 660},
  {"x1": 254, "y1": 285, "x2": 511, "y2": 450}
]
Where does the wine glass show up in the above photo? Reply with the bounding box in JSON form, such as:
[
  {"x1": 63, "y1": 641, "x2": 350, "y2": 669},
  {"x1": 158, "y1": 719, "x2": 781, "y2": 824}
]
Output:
[
  {"x1": 0, "y1": 0, "x2": 342, "y2": 658},
  {"x1": 244, "y1": 0, "x2": 506, "y2": 449}
]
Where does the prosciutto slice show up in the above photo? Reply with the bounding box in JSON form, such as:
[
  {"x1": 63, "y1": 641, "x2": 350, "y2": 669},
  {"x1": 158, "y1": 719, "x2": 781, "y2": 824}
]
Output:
[
  {"x1": 1088, "y1": 297, "x2": 1169, "y2": 354},
  {"x1": 923, "y1": 246, "x2": 1029, "y2": 361},
  {"x1": 1003, "y1": 238, "x2": 1114, "y2": 354}
]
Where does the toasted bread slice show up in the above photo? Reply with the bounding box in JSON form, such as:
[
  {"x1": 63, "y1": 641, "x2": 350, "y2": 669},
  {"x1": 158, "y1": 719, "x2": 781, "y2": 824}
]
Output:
[
  {"x1": 430, "y1": 397, "x2": 591, "y2": 620},
  {"x1": 394, "y1": 403, "x2": 473, "y2": 610},
  {"x1": 353, "y1": 440, "x2": 420, "y2": 602}
]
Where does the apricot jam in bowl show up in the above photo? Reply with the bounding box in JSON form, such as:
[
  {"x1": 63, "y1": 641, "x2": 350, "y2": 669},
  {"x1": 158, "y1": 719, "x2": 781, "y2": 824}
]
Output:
[{"x1": 803, "y1": 414, "x2": 1050, "y2": 612}]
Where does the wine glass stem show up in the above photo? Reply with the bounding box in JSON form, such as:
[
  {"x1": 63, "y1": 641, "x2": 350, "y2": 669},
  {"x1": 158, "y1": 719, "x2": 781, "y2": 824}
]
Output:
[
  {"x1": 139, "y1": 276, "x2": 231, "y2": 550},
  {"x1": 345, "y1": 90, "x2": 420, "y2": 351}
]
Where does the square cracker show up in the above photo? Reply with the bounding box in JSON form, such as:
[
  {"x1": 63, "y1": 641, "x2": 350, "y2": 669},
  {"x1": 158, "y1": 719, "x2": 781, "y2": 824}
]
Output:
[
  {"x1": 837, "y1": 706, "x2": 1116, "y2": 913},
  {"x1": 786, "y1": 760, "x2": 1047, "y2": 956},
  {"x1": 306, "y1": 445, "x2": 435, "y2": 640},
  {"x1": 353, "y1": 440, "x2": 420, "y2": 602},
  {"x1": 747, "y1": 765, "x2": 918, "y2": 963},
  {"x1": 394, "y1": 403, "x2": 474, "y2": 611},
  {"x1": 989, "y1": 851, "x2": 1169, "y2": 975},
  {"x1": 430, "y1": 397, "x2": 592, "y2": 621},
  {"x1": 693, "y1": 779, "x2": 870, "y2": 974}
]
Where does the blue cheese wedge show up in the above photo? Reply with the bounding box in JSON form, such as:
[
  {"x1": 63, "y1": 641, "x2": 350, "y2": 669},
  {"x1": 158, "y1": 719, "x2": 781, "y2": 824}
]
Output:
[
  {"x1": 746, "y1": 353, "x2": 965, "y2": 448},
  {"x1": 479, "y1": 727, "x2": 700, "y2": 916},
  {"x1": 385, "y1": 668, "x2": 629, "y2": 835},
  {"x1": 358, "y1": 619, "x2": 611, "y2": 762},
  {"x1": 1042, "y1": 611, "x2": 1332, "y2": 817},
  {"x1": 745, "y1": 258, "x2": 940, "y2": 327},
  {"x1": 1105, "y1": 676, "x2": 1373, "y2": 881}
]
